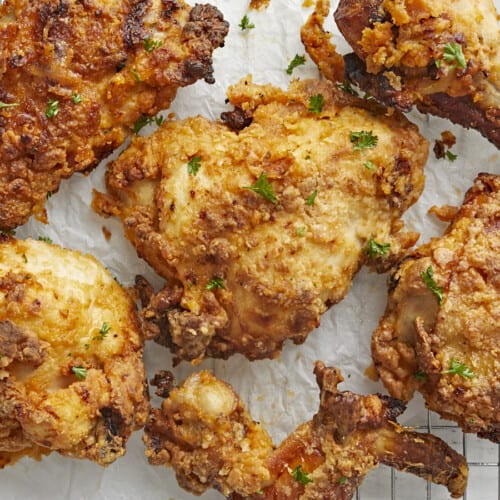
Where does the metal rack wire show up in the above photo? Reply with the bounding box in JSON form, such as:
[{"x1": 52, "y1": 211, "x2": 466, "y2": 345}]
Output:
[{"x1": 354, "y1": 411, "x2": 500, "y2": 500}]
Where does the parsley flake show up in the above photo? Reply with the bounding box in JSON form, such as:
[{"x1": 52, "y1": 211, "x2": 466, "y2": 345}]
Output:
[
  {"x1": 296, "y1": 226, "x2": 305, "y2": 236},
  {"x1": 46, "y1": 191, "x2": 52, "y2": 199},
  {"x1": 441, "y1": 358, "x2": 475, "y2": 379},
  {"x1": 45, "y1": 99, "x2": 59, "y2": 119},
  {"x1": 94, "y1": 322, "x2": 110, "y2": 341},
  {"x1": 445, "y1": 150, "x2": 457, "y2": 162},
  {"x1": 363, "y1": 160, "x2": 375, "y2": 170},
  {"x1": 239, "y1": 15, "x2": 255, "y2": 30},
  {"x1": 187, "y1": 157, "x2": 202, "y2": 176},
  {"x1": 442, "y1": 43, "x2": 466, "y2": 69},
  {"x1": 72, "y1": 366, "x2": 87, "y2": 380},
  {"x1": 350, "y1": 131, "x2": 378, "y2": 152},
  {"x1": 71, "y1": 93, "x2": 82, "y2": 104},
  {"x1": 414, "y1": 371, "x2": 428, "y2": 382},
  {"x1": 308, "y1": 94, "x2": 325, "y2": 114},
  {"x1": 286, "y1": 54, "x2": 306, "y2": 75},
  {"x1": 22, "y1": 253, "x2": 28, "y2": 263},
  {"x1": 206, "y1": 277, "x2": 225, "y2": 291},
  {"x1": 420, "y1": 266, "x2": 443, "y2": 305},
  {"x1": 364, "y1": 238, "x2": 390, "y2": 258},
  {"x1": 0, "y1": 101, "x2": 19, "y2": 109},
  {"x1": 130, "y1": 68, "x2": 142, "y2": 82},
  {"x1": 338, "y1": 476, "x2": 348, "y2": 485},
  {"x1": 133, "y1": 114, "x2": 164, "y2": 134},
  {"x1": 291, "y1": 465, "x2": 313, "y2": 485},
  {"x1": 306, "y1": 190, "x2": 317, "y2": 206},
  {"x1": 243, "y1": 172, "x2": 278, "y2": 204},
  {"x1": 336, "y1": 81, "x2": 358, "y2": 96},
  {"x1": 143, "y1": 37, "x2": 163, "y2": 53},
  {"x1": 38, "y1": 236, "x2": 53, "y2": 244}
]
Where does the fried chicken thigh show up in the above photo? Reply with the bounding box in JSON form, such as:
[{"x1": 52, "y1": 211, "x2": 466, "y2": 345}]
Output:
[
  {"x1": 0, "y1": 0, "x2": 228, "y2": 230},
  {"x1": 0, "y1": 235, "x2": 148, "y2": 466},
  {"x1": 97, "y1": 77, "x2": 428, "y2": 364},
  {"x1": 334, "y1": 0, "x2": 500, "y2": 148},
  {"x1": 372, "y1": 173, "x2": 500, "y2": 442},
  {"x1": 144, "y1": 363, "x2": 468, "y2": 499}
]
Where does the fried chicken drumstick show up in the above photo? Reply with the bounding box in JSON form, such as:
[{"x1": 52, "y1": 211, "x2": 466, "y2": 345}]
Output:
[
  {"x1": 334, "y1": 0, "x2": 500, "y2": 148},
  {"x1": 0, "y1": 235, "x2": 148, "y2": 467},
  {"x1": 97, "y1": 76, "x2": 428, "y2": 364},
  {"x1": 144, "y1": 362, "x2": 468, "y2": 499},
  {"x1": 0, "y1": 0, "x2": 228, "y2": 230},
  {"x1": 372, "y1": 173, "x2": 500, "y2": 443}
]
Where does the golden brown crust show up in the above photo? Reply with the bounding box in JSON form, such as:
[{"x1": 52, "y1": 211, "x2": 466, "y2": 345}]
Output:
[
  {"x1": 144, "y1": 363, "x2": 468, "y2": 499},
  {"x1": 0, "y1": 236, "x2": 149, "y2": 466},
  {"x1": 0, "y1": 0, "x2": 228, "y2": 230},
  {"x1": 372, "y1": 174, "x2": 500, "y2": 442},
  {"x1": 334, "y1": 0, "x2": 500, "y2": 147},
  {"x1": 99, "y1": 76, "x2": 428, "y2": 364}
]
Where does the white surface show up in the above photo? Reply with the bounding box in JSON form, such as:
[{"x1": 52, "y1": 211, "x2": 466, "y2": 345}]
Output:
[{"x1": 7, "y1": 0, "x2": 500, "y2": 499}]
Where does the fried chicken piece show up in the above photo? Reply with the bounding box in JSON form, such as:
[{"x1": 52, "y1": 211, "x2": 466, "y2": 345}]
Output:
[
  {"x1": 0, "y1": 235, "x2": 148, "y2": 466},
  {"x1": 144, "y1": 362, "x2": 468, "y2": 499},
  {"x1": 97, "y1": 76, "x2": 428, "y2": 363},
  {"x1": 372, "y1": 173, "x2": 500, "y2": 443},
  {"x1": 0, "y1": 0, "x2": 228, "y2": 230},
  {"x1": 334, "y1": 0, "x2": 500, "y2": 148}
]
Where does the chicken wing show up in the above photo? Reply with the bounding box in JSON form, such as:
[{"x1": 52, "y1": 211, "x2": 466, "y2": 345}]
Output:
[
  {"x1": 0, "y1": 0, "x2": 228, "y2": 230},
  {"x1": 334, "y1": 0, "x2": 500, "y2": 148},
  {"x1": 0, "y1": 235, "x2": 148, "y2": 466},
  {"x1": 96, "y1": 76, "x2": 428, "y2": 364},
  {"x1": 143, "y1": 362, "x2": 468, "y2": 499},
  {"x1": 372, "y1": 173, "x2": 500, "y2": 442}
]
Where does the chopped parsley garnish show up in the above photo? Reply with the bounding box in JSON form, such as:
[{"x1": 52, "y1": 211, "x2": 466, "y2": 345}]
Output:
[
  {"x1": 296, "y1": 226, "x2": 305, "y2": 236},
  {"x1": 308, "y1": 94, "x2": 325, "y2": 114},
  {"x1": 441, "y1": 358, "x2": 475, "y2": 379},
  {"x1": 71, "y1": 93, "x2": 82, "y2": 104},
  {"x1": 94, "y1": 322, "x2": 110, "y2": 341},
  {"x1": 132, "y1": 114, "x2": 164, "y2": 134},
  {"x1": 187, "y1": 157, "x2": 202, "y2": 176},
  {"x1": 420, "y1": 266, "x2": 443, "y2": 305},
  {"x1": 72, "y1": 366, "x2": 87, "y2": 380},
  {"x1": 22, "y1": 254, "x2": 28, "y2": 263},
  {"x1": 38, "y1": 236, "x2": 53, "y2": 244},
  {"x1": 243, "y1": 172, "x2": 278, "y2": 204},
  {"x1": 239, "y1": 15, "x2": 255, "y2": 30},
  {"x1": 0, "y1": 101, "x2": 19, "y2": 109},
  {"x1": 46, "y1": 191, "x2": 52, "y2": 199},
  {"x1": 442, "y1": 43, "x2": 466, "y2": 69},
  {"x1": 445, "y1": 150, "x2": 457, "y2": 162},
  {"x1": 291, "y1": 465, "x2": 313, "y2": 485},
  {"x1": 414, "y1": 371, "x2": 428, "y2": 381},
  {"x1": 338, "y1": 476, "x2": 348, "y2": 485},
  {"x1": 45, "y1": 99, "x2": 59, "y2": 119},
  {"x1": 143, "y1": 37, "x2": 163, "y2": 52},
  {"x1": 363, "y1": 160, "x2": 375, "y2": 170},
  {"x1": 130, "y1": 68, "x2": 142, "y2": 82},
  {"x1": 286, "y1": 54, "x2": 306, "y2": 75},
  {"x1": 306, "y1": 190, "x2": 317, "y2": 206},
  {"x1": 336, "y1": 81, "x2": 358, "y2": 96},
  {"x1": 206, "y1": 277, "x2": 225, "y2": 291},
  {"x1": 364, "y1": 238, "x2": 390, "y2": 258},
  {"x1": 350, "y1": 131, "x2": 378, "y2": 152}
]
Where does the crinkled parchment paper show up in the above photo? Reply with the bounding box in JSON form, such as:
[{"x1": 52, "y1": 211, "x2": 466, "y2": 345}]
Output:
[{"x1": 6, "y1": 1, "x2": 500, "y2": 499}]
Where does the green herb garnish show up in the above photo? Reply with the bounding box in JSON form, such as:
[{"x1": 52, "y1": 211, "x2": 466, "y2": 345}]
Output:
[
  {"x1": 336, "y1": 81, "x2": 358, "y2": 96},
  {"x1": 38, "y1": 236, "x2": 53, "y2": 244},
  {"x1": 286, "y1": 54, "x2": 306, "y2": 75},
  {"x1": 364, "y1": 238, "x2": 390, "y2": 258},
  {"x1": 414, "y1": 371, "x2": 428, "y2": 382},
  {"x1": 206, "y1": 277, "x2": 225, "y2": 291},
  {"x1": 338, "y1": 476, "x2": 348, "y2": 485},
  {"x1": 308, "y1": 94, "x2": 325, "y2": 114},
  {"x1": 71, "y1": 93, "x2": 82, "y2": 104},
  {"x1": 291, "y1": 465, "x2": 313, "y2": 485},
  {"x1": 243, "y1": 172, "x2": 278, "y2": 204},
  {"x1": 442, "y1": 43, "x2": 466, "y2": 69},
  {"x1": 187, "y1": 157, "x2": 202, "y2": 176},
  {"x1": 420, "y1": 266, "x2": 443, "y2": 305},
  {"x1": 130, "y1": 68, "x2": 142, "y2": 82},
  {"x1": 296, "y1": 226, "x2": 305, "y2": 236},
  {"x1": 143, "y1": 37, "x2": 163, "y2": 53},
  {"x1": 445, "y1": 150, "x2": 457, "y2": 162},
  {"x1": 0, "y1": 101, "x2": 19, "y2": 109},
  {"x1": 363, "y1": 160, "x2": 375, "y2": 170},
  {"x1": 45, "y1": 99, "x2": 59, "y2": 118},
  {"x1": 72, "y1": 366, "x2": 87, "y2": 380},
  {"x1": 94, "y1": 322, "x2": 110, "y2": 341},
  {"x1": 441, "y1": 358, "x2": 475, "y2": 379},
  {"x1": 306, "y1": 190, "x2": 317, "y2": 206},
  {"x1": 350, "y1": 131, "x2": 378, "y2": 152},
  {"x1": 239, "y1": 15, "x2": 255, "y2": 30}
]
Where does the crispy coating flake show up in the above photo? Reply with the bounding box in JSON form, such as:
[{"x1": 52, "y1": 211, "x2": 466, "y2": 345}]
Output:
[
  {"x1": 97, "y1": 76, "x2": 428, "y2": 364},
  {"x1": 334, "y1": 0, "x2": 500, "y2": 147},
  {"x1": 372, "y1": 174, "x2": 500, "y2": 442},
  {"x1": 0, "y1": 0, "x2": 228, "y2": 230},
  {"x1": 144, "y1": 363, "x2": 468, "y2": 499},
  {"x1": 0, "y1": 236, "x2": 148, "y2": 466}
]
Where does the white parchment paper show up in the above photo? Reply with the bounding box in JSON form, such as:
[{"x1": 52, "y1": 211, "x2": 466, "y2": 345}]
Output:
[{"x1": 7, "y1": 1, "x2": 500, "y2": 499}]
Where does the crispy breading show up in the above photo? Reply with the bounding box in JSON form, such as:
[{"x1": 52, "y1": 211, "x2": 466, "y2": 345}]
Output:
[
  {"x1": 96, "y1": 76, "x2": 428, "y2": 364},
  {"x1": 372, "y1": 174, "x2": 500, "y2": 443},
  {"x1": 334, "y1": 0, "x2": 500, "y2": 147},
  {"x1": 0, "y1": 236, "x2": 148, "y2": 466},
  {"x1": 0, "y1": 0, "x2": 228, "y2": 230},
  {"x1": 144, "y1": 363, "x2": 468, "y2": 499}
]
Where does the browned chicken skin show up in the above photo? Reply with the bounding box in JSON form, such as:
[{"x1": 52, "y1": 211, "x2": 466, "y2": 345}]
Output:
[
  {"x1": 96, "y1": 76, "x2": 428, "y2": 364},
  {"x1": 0, "y1": 0, "x2": 228, "y2": 230},
  {"x1": 334, "y1": 0, "x2": 500, "y2": 148},
  {"x1": 144, "y1": 363, "x2": 468, "y2": 499},
  {"x1": 372, "y1": 174, "x2": 500, "y2": 443},
  {"x1": 0, "y1": 235, "x2": 149, "y2": 466}
]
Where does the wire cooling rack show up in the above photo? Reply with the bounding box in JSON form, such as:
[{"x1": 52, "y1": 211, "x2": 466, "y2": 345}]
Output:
[{"x1": 354, "y1": 411, "x2": 499, "y2": 500}]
